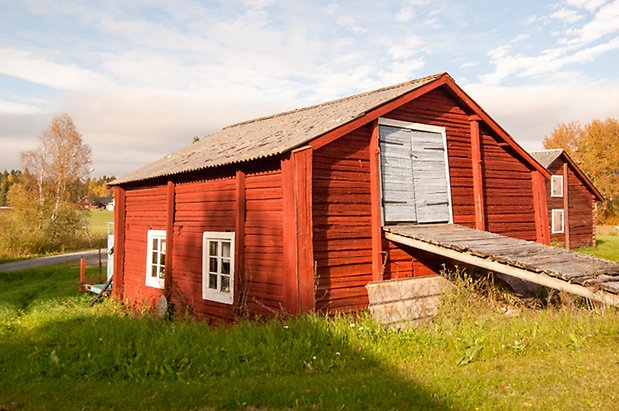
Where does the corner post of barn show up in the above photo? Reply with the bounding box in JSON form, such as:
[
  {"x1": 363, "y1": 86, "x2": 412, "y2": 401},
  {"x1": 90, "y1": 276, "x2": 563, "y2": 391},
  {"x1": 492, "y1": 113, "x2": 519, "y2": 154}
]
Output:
[
  {"x1": 531, "y1": 170, "x2": 550, "y2": 245},
  {"x1": 113, "y1": 185, "x2": 126, "y2": 300},
  {"x1": 282, "y1": 147, "x2": 315, "y2": 314},
  {"x1": 369, "y1": 120, "x2": 384, "y2": 281},
  {"x1": 234, "y1": 169, "x2": 246, "y2": 312},
  {"x1": 469, "y1": 115, "x2": 486, "y2": 231},
  {"x1": 562, "y1": 162, "x2": 571, "y2": 250},
  {"x1": 164, "y1": 180, "x2": 176, "y2": 300}
]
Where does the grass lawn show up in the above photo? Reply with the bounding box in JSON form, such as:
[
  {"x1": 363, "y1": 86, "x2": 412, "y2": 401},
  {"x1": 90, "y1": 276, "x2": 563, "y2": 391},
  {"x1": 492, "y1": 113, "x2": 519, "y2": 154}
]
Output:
[
  {"x1": 1, "y1": 265, "x2": 618, "y2": 410},
  {"x1": 578, "y1": 234, "x2": 619, "y2": 261},
  {"x1": 88, "y1": 209, "x2": 114, "y2": 236}
]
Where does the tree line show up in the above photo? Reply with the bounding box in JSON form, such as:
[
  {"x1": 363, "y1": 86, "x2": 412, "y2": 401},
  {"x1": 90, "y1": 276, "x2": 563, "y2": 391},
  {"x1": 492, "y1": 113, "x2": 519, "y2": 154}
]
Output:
[
  {"x1": 0, "y1": 170, "x2": 113, "y2": 207},
  {"x1": 543, "y1": 117, "x2": 618, "y2": 223}
]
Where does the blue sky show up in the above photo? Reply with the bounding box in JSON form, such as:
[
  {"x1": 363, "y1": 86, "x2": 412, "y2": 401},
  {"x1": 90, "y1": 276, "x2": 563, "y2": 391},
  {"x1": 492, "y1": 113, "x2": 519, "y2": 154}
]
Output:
[{"x1": 0, "y1": 0, "x2": 618, "y2": 177}]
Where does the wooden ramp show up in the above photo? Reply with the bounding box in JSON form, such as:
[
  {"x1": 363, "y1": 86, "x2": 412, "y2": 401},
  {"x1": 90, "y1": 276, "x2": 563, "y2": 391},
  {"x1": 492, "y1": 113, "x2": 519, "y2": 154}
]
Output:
[{"x1": 384, "y1": 224, "x2": 619, "y2": 305}]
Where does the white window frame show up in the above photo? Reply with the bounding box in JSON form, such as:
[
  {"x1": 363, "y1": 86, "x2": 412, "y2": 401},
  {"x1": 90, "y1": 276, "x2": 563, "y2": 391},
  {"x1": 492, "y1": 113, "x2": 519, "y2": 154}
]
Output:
[
  {"x1": 551, "y1": 209, "x2": 565, "y2": 234},
  {"x1": 202, "y1": 231, "x2": 235, "y2": 305},
  {"x1": 551, "y1": 175, "x2": 563, "y2": 197},
  {"x1": 145, "y1": 230, "x2": 166, "y2": 289}
]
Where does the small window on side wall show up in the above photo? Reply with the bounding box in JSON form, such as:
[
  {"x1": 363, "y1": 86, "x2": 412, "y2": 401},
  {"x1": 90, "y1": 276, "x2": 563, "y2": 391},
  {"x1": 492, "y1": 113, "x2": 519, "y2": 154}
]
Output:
[
  {"x1": 202, "y1": 232, "x2": 235, "y2": 305},
  {"x1": 145, "y1": 230, "x2": 166, "y2": 289},
  {"x1": 551, "y1": 209, "x2": 564, "y2": 234},
  {"x1": 551, "y1": 175, "x2": 563, "y2": 197}
]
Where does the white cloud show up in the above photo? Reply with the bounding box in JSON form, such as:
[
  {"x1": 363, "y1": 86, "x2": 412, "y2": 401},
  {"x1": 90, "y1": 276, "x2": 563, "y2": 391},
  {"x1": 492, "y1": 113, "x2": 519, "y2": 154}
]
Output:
[
  {"x1": 566, "y1": 0, "x2": 607, "y2": 12},
  {"x1": 465, "y1": 79, "x2": 619, "y2": 150},
  {"x1": 568, "y1": 0, "x2": 619, "y2": 45},
  {"x1": 0, "y1": 48, "x2": 113, "y2": 90},
  {"x1": 337, "y1": 15, "x2": 367, "y2": 33},
  {"x1": 0, "y1": 100, "x2": 45, "y2": 115},
  {"x1": 395, "y1": 7, "x2": 415, "y2": 22},
  {"x1": 480, "y1": 34, "x2": 619, "y2": 85},
  {"x1": 388, "y1": 36, "x2": 424, "y2": 60},
  {"x1": 551, "y1": 8, "x2": 584, "y2": 23},
  {"x1": 480, "y1": 0, "x2": 619, "y2": 85}
]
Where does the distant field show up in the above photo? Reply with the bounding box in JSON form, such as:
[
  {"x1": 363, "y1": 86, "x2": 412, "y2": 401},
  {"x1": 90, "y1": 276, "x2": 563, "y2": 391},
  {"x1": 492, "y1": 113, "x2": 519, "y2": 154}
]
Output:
[{"x1": 88, "y1": 209, "x2": 114, "y2": 236}]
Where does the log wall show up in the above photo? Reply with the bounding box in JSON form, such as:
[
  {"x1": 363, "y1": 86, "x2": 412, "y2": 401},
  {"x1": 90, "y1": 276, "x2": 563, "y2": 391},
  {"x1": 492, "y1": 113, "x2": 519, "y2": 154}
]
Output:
[
  {"x1": 312, "y1": 125, "x2": 373, "y2": 312},
  {"x1": 122, "y1": 185, "x2": 168, "y2": 304},
  {"x1": 480, "y1": 125, "x2": 537, "y2": 242}
]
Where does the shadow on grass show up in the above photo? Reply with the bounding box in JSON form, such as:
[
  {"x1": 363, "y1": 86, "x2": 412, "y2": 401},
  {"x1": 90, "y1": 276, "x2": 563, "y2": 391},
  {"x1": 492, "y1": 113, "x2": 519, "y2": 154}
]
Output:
[{"x1": 0, "y1": 307, "x2": 458, "y2": 410}]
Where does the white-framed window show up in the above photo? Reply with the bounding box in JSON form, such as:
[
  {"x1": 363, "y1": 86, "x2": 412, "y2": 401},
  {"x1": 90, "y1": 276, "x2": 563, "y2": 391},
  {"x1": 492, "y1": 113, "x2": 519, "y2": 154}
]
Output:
[
  {"x1": 145, "y1": 230, "x2": 166, "y2": 289},
  {"x1": 202, "y1": 232, "x2": 235, "y2": 304},
  {"x1": 551, "y1": 175, "x2": 563, "y2": 197},
  {"x1": 551, "y1": 209, "x2": 565, "y2": 234}
]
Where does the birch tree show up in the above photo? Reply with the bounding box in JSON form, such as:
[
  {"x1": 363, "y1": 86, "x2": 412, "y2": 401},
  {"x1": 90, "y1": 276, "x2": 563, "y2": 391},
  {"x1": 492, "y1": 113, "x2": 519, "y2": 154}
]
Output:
[{"x1": 3, "y1": 114, "x2": 92, "y2": 252}]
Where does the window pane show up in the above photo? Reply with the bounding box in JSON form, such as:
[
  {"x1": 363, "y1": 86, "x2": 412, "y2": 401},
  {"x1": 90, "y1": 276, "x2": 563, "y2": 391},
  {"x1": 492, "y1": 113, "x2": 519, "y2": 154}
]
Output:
[
  {"x1": 151, "y1": 265, "x2": 158, "y2": 278},
  {"x1": 160, "y1": 239, "x2": 166, "y2": 253},
  {"x1": 209, "y1": 257, "x2": 218, "y2": 273},
  {"x1": 552, "y1": 210, "x2": 564, "y2": 232},
  {"x1": 159, "y1": 266, "x2": 165, "y2": 279},
  {"x1": 222, "y1": 260, "x2": 230, "y2": 274},
  {"x1": 159, "y1": 252, "x2": 165, "y2": 266},
  {"x1": 221, "y1": 276, "x2": 230, "y2": 293},
  {"x1": 552, "y1": 176, "x2": 563, "y2": 196},
  {"x1": 152, "y1": 238, "x2": 158, "y2": 251},
  {"x1": 209, "y1": 241, "x2": 218, "y2": 256},
  {"x1": 222, "y1": 241, "x2": 231, "y2": 258},
  {"x1": 209, "y1": 274, "x2": 218, "y2": 290}
]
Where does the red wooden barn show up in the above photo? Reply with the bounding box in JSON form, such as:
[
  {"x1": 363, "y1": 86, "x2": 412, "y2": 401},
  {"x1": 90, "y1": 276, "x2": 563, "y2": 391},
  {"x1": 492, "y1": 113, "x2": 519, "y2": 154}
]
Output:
[
  {"x1": 529, "y1": 149, "x2": 603, "y2": 250},
  {"x1": 109, "y1": 72, "x2": 553, "y2": 320}
]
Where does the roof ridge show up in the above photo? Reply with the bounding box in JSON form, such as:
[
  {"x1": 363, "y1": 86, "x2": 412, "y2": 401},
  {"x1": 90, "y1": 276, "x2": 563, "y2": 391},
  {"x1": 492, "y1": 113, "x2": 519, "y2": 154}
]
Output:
[
  {"x1": 529, "y1": 148, "x2": 564, "y2": 153},
  {"x1": 224, "y1": 72, "x2": 445, "y2": 129}
]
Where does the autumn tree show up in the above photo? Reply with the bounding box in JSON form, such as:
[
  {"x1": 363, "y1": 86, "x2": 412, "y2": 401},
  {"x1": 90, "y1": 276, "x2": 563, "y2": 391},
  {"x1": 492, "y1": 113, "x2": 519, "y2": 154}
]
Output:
[
  {"x1": 1, "y1": 114, "x2": 92, "y2": 253},
  {"x1": 543, "y1": 117, "x2": 619, "y2": 222},
  {"x1": 0, "y1": 170, "x2": 21, "y2": 206},
  {"x1": 542, "y1": 121, "x2": 581, "y2": 157}
]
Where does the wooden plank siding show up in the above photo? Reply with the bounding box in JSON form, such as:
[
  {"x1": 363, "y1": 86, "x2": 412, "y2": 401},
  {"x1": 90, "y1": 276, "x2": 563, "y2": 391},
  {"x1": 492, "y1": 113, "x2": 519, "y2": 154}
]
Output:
[
  {"x1": 480, "y1": 124, "x2": 538, "y2": 242},
  {"x1": 241, "y1": 169, "x2": 286, "y2": 316},
  {"x1": 122, "y1": 185, "x2": 168, "y2": 304},
  {"x1": 312, "y1": 86, "x2": 543, "y2": 312},
  {"x1": 546, "y1": 160, "x2": 595, "y2": 249},
  {"x1": 313, "y1": 125, "x2": 373, "y2": 312}
]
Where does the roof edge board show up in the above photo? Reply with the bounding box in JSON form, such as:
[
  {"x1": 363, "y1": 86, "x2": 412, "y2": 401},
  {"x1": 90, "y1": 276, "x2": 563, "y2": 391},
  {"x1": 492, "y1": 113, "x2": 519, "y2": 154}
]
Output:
[{"x1": 560, "y1": 150, "x2": 604, "y2": 201}]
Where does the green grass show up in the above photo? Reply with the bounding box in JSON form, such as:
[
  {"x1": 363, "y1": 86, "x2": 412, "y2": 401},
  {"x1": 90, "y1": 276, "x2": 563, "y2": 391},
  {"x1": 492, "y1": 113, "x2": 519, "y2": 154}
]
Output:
[
  {"x1": 1, "y1": 266, "x2": 618, "y2": 410},
  {"x1": 578, "y1": 234, "x2": 619, "y2": 261},
  {"x1": 88, "y1": 209, "x2": 114, "y2": 236}
]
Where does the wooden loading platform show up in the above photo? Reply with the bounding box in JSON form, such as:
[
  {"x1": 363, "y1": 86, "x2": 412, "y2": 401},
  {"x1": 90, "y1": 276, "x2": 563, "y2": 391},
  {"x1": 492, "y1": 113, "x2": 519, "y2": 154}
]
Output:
[{"x1": 384, "y1": 224, "x2": 619, "y2": 306}]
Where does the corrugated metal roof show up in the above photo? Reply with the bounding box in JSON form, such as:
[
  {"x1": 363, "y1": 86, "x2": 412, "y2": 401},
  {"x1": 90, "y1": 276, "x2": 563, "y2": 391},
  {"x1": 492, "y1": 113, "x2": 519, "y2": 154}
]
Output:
[
  {"x1": 111, "y1": 73, "x2": 445, "y2": 185},
  {"x1": 529, "y1": 149, "x2": 563, "y2": 168}
]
